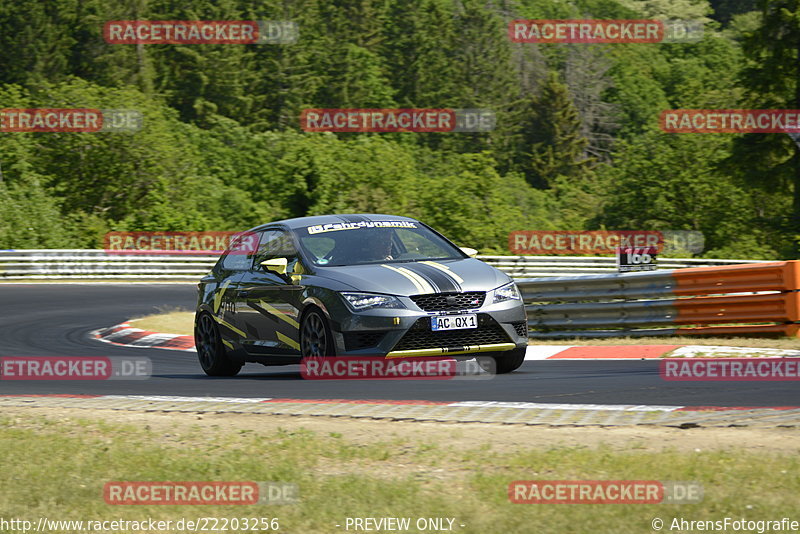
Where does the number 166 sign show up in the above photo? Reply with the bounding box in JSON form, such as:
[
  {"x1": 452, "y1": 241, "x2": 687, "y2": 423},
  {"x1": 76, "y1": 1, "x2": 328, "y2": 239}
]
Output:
[{"x1": 616, "y1": 246, "x2": 658, "y2": 272}]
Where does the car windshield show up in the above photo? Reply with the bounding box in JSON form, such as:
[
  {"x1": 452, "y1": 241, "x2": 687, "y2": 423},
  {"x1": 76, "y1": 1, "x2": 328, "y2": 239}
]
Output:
[{"x1": 297, "y1": 221, "x2": 464, "y2": 266}]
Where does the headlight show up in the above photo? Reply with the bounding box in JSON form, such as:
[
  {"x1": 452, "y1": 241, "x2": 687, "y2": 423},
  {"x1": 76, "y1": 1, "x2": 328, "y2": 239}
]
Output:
[
  {"x1": 341, "y1": 292, "x2": 404, "y2": 311},
  {"x1": 492, "y1": 282, "x2": 521, "y2": 304}
]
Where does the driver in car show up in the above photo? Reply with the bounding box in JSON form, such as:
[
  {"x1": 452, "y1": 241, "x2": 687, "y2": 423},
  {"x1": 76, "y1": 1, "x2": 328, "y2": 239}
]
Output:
[
  {"x1": 319, "y1": 230, "x2": 396, "y2": 264},
  {"x1": 353, "y1": 230, "x2": 394, "y2": 261},
  {"x1": 355, "y1": 230, "x2": 395, "y2": 262}
]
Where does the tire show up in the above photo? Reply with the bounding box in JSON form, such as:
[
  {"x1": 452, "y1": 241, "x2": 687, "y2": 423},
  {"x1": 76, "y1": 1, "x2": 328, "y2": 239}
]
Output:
[
  {"x1": 194, "y1": 312, "x2": 242, "y2": 377},
  {"x1": 476, "y1": 347, "x2": 526, "y2": 374},
  {"x1": 300, "y1": 308, "x2": 335, "y2": 359}
]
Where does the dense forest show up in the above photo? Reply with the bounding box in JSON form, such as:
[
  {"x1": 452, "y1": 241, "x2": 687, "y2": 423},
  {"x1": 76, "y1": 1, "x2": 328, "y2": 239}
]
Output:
[{"x1": 0, "y1": 0, "x2": 797, "y2": 258}]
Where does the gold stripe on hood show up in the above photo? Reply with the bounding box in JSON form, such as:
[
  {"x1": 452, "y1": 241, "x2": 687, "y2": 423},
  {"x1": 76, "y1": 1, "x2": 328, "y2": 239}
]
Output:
[{"x1": 381, "y1": 264, "x2": 436, "y2": 294}]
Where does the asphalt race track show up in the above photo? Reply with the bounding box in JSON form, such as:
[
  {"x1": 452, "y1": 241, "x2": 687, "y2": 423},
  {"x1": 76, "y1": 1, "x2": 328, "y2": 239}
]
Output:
[{"x1": 1, "y1": 284, "x2": 798, "y2": 407}]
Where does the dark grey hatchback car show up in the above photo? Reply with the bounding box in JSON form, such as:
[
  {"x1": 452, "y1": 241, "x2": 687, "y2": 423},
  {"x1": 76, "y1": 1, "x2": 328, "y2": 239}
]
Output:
[{"x1": 194, "y1": 214, "x2": 528, "y2": 376}]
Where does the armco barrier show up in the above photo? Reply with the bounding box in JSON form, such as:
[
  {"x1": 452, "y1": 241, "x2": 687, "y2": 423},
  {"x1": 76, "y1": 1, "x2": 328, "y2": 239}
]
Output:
[
  {"x1": 0, "y1": 249, "x2": 217, "y2": 279},
  {"x1": 1, "y1": 249, "x2": 792, "y2": 339},
  {"x1": 0, "y1": 250, "x2": 761, "y2": 279},
  {"x1": 481, "y1": 255, "x2": 765, "y2": 278},
  {"x1": 520, "y1": 261, "x2": 800, "y2": 338}
]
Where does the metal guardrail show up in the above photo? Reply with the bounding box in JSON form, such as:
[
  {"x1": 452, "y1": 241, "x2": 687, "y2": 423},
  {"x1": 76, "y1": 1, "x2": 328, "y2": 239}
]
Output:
[
  {"x1": 1, "y1": 249, "x2": 791, "y2": 339},
  {"x1": 519, "y1": 261, "x2": 800, "y2": 339},
  {"x1": 481, "y1": 255, "x2": 767, "y2": 278},
  {"x1": 0, "y1": 249, "x2": 764, "y2": 279},
  {"x1": 0, "y1": 249, "x2": 217, "y2": 279}
]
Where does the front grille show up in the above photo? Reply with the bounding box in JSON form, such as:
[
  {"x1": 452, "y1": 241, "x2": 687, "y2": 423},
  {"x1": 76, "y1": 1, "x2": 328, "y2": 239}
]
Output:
[
  {"x1": 512, "y1": 321, "x2": 528, "y2": 337},
  {"x1": 393, "y1": 316, "x2": 510, "y2": 351},
  {"x1": 343, "y1": 331, "x2": 386, "y2": 351},
  {"x1": 410, "y1": 292, "x2": 485, "y2": 312}
]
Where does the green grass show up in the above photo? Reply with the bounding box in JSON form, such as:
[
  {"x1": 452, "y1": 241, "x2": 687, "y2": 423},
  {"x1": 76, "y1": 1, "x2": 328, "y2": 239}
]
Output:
[
  {"x1": 1, "y1": 415, "x2": 798, "y2": 534},
  {"x1": 129, "y1": 309, "x2": 194, "y2": 336}
]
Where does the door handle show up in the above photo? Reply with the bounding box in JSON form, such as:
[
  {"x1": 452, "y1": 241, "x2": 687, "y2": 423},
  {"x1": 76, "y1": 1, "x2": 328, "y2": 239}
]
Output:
[{"x1": 239, "y1": 290, "x2": 250, "y2": 297}]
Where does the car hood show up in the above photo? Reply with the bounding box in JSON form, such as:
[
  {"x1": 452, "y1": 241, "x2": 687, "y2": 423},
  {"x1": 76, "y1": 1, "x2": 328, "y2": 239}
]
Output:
[{"x1": 313, "y1": 258, "x2": 511, "y2": 296}]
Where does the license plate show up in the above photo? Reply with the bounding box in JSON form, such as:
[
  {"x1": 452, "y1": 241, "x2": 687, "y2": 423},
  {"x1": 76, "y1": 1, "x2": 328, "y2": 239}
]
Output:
[{"x1": 431, "y1": 314, "x2": 477, "y2": 331}]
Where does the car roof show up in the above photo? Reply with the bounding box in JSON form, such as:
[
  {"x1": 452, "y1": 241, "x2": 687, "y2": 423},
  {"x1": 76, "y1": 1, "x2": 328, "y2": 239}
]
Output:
[{"x1": 249, "y1": 214, "x2": 420, "y2": 232}]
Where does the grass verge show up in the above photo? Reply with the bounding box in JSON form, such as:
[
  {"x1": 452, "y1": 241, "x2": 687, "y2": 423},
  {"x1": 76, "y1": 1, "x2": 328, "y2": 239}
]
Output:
[
  {"x1": 1, "y1": 411, "x2": 798, "y2": 534},
  {"x1": 129, "y1": 309, "x2": 194, "y2": 336}
]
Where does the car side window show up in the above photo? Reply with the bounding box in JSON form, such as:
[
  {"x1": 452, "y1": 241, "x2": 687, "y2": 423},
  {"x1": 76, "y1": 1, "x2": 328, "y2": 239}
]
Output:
[
  {"x1": 220, "y1": 231, "x2": 260, "y2": 271},
  {"x1": 302, "y1": 236, "x2": 336, "y2": 262},
  {"x1": 254, "y1": 229, "x2": 298, "y2": 266}
]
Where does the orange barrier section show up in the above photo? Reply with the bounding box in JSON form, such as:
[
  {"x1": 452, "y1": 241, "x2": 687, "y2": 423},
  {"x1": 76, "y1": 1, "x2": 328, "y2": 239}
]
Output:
[
  {"x1": 673, "y1": 261, "x2": 800, "y2": 295},
  {"x1": 669, "y1": 261, "x2": 800, "y2": 336},
  {"x1": 673, "y1": 292, "x2": 800, "y2": 324}
]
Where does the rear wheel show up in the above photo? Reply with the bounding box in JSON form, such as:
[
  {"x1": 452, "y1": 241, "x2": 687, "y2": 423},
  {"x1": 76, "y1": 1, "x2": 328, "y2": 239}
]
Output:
[
  {"x1": 300, "y1": 308, "x2": 335, "y2": 359},
  {"x1": 195, "y1": 312, "x2": 242, "y2": 376},
  {"x1": 476, "y1": 347, "x2": 526, "y2": 374}
]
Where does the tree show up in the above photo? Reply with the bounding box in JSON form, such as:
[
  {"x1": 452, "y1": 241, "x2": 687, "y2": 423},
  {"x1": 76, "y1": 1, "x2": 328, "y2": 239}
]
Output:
[
  {"x1": 564, "y1": 45, "x2": 619, "y2": 161},
  {"x1": 414, "y1": 151, "x2": 555, "y2": 252},
  {"x1": 710, "y1": 0, "x2": 760, "y2": 25},
  {"x1": 0, "y1": 0, "x2": 81, "y2": 86},
  {"x1": 0, "y1": 131, "x2": 73, "y2": 248},
  {"x1": 520, "y1": 71, "x2": 595, "y2": 190},
  {"x1": 615, "y1": 0, "x2": 714, "y2": 22},
  {"x1": 596, "y1": 131, "x2": 780, "y2": 259},
  {"x1": 730, "y1": 0, "x2": 800, "y2": 257}
]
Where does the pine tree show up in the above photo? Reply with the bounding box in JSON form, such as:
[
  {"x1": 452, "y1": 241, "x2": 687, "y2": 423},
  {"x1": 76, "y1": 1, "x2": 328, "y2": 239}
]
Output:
[
  {"x1": 0, "y1": 0, "x2": 80, "y2": 86},
  {"x1": 521, "y1": 71, "x2": 595, "y2": 190}
]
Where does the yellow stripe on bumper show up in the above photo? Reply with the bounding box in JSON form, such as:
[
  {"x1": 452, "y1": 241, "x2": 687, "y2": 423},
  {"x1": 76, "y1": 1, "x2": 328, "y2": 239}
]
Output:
[{"x1": 386, "y1": 343, "x2": 516, "y2": 359}]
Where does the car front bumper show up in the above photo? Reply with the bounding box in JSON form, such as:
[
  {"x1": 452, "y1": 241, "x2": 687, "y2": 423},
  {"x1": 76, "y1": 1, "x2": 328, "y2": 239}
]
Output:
[{"x1": 328, "y1": 295, "x2": 528, "y2": 358}]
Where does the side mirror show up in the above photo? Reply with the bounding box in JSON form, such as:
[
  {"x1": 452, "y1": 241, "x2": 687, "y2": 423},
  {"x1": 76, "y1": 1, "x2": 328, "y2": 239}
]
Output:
[
  {"x1": 460, "y1": 247, "x2": 478, "y2": 258},
  {"x1": 261, "y1": 257, "x2": 288, "y2": 274}
]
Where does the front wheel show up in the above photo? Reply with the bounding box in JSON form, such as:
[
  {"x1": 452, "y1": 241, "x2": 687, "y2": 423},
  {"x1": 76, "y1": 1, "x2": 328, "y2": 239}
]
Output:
[
  {"x1": 194, "y1": 312, "x2": 242, "y2": 376},
  {"x1": 300, "y1": 308, "x2": 335, "y2": 359},
  {"x1": 476, "y1": 347, "x2": 526, "y2": 374}
]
